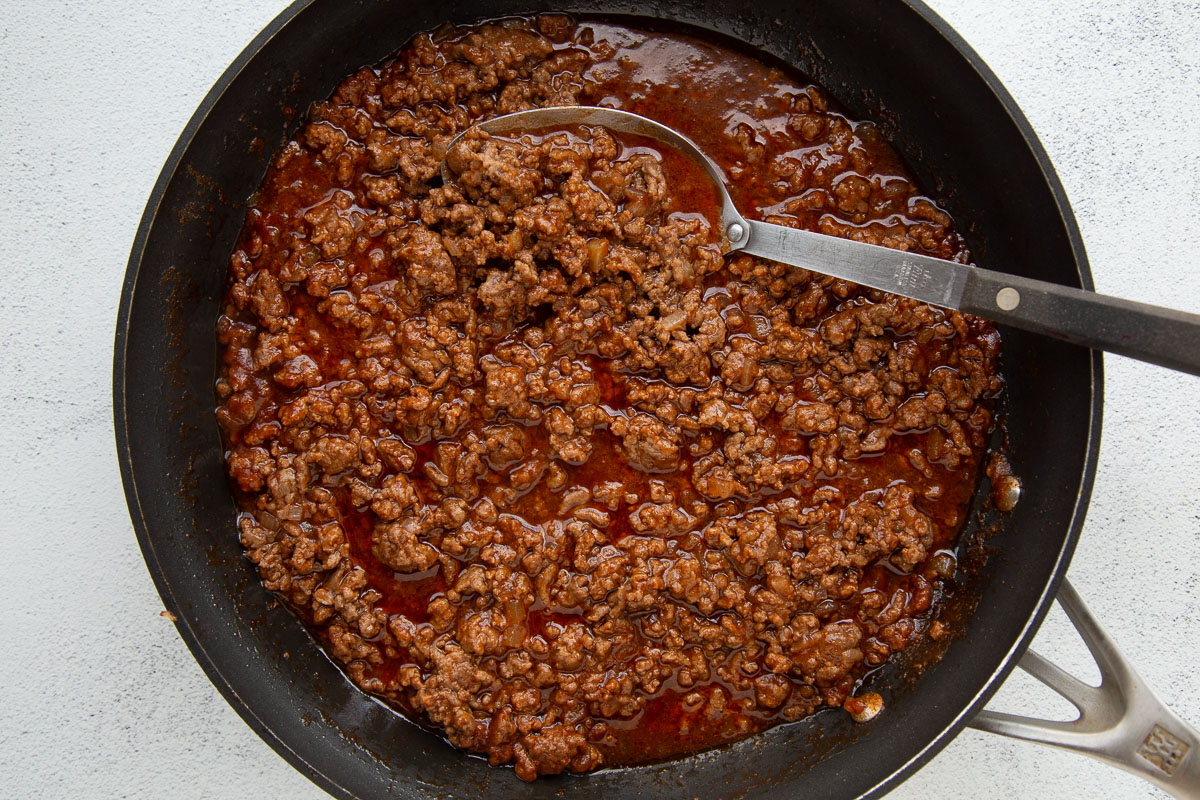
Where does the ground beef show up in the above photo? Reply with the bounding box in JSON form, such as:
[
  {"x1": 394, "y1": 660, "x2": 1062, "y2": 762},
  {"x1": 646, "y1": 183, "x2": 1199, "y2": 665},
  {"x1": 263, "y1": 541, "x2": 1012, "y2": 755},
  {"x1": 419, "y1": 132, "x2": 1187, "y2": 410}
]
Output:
[{"x1": 216, "y1": 16, "x2": 1004, "y2": 781}]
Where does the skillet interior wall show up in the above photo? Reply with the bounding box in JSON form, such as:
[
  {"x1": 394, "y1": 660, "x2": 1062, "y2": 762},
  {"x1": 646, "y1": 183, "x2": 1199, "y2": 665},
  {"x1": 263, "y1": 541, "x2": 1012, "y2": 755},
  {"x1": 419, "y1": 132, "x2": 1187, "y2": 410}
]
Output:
[{"x1": 116, "y1": 0, "x2": 1098, "y2": 798}]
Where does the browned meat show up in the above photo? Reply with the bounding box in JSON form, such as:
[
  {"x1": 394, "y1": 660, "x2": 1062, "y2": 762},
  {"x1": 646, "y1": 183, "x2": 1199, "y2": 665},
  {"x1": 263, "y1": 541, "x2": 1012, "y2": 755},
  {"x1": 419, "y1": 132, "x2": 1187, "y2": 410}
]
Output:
[{"x1": 215, "y1": 16, "x2": 1004, "y2": 781}]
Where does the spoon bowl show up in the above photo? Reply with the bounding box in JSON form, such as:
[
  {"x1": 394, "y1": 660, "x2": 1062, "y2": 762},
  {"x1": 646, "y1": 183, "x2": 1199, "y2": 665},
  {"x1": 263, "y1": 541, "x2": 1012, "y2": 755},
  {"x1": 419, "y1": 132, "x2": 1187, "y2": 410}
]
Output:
[{"x1": 443, "y1": 105, "x2": 1200, "y2": 376}]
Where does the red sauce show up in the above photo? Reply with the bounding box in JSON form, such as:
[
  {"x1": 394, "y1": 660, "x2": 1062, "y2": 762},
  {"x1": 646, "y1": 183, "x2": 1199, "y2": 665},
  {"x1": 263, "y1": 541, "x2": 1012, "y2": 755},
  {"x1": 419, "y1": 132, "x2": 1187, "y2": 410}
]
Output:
[{"x1": 217, "y1": 16, "x2": 1003, "y2": 779}]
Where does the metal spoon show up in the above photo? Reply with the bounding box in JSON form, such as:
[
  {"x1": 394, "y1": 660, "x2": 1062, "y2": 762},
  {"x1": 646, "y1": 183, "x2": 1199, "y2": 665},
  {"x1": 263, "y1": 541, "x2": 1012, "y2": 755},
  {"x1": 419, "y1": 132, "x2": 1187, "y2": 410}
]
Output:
[{"x1": 443, "y1": 106, "x2": 1200, "y2": 376}]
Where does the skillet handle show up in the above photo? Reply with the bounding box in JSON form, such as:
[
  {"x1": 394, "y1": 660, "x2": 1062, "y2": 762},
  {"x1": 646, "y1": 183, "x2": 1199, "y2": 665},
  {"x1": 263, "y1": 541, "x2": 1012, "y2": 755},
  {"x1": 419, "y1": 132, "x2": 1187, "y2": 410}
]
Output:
[{"x1": 969, "y1": 579, "x2": 1200, "y2": 798}]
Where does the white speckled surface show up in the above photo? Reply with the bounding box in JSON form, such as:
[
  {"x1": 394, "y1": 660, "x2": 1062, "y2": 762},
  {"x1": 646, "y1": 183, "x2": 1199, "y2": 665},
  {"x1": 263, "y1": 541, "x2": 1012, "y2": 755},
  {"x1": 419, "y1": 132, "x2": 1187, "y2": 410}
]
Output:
[{"x1": 2, "y1": 1, "x2": 1197, "y2": 797}]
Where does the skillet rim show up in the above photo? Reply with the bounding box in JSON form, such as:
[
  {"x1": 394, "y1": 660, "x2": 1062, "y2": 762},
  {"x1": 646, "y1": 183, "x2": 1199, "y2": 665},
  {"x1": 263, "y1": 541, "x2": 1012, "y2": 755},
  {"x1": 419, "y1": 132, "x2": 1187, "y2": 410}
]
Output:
[{"x1": 112, "y1": 0, "x2": 1104, "y2": 796}]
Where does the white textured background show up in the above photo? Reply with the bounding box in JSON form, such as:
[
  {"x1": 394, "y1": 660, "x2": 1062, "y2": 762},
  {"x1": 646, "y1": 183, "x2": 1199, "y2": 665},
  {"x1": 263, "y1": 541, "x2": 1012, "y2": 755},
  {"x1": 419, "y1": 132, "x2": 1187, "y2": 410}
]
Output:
[{"x1": 2, "y1": 0, "x2": 1198, "y2": 797}]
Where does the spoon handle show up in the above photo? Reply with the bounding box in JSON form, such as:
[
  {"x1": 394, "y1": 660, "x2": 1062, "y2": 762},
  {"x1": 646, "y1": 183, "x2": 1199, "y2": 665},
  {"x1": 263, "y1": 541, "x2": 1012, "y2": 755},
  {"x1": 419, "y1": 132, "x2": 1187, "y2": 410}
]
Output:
[{"x1": 741, "y1": 219, "x2": 1200, "y2": 376}]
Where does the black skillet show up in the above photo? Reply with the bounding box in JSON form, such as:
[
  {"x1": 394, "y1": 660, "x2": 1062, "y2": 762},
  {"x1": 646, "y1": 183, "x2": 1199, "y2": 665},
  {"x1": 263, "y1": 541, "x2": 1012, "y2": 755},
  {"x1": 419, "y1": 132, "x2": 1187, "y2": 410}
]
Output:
[{"x1": 113, "y1": 0, "x2": 1194, "y2": 796}]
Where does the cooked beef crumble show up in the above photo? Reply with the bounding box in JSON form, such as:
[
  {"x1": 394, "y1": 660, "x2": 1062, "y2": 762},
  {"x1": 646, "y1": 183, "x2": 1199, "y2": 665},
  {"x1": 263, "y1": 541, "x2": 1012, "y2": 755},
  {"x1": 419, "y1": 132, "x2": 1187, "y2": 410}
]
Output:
[{"x1": 215, "y1": 16, "x2": 1004, "y2": 780}]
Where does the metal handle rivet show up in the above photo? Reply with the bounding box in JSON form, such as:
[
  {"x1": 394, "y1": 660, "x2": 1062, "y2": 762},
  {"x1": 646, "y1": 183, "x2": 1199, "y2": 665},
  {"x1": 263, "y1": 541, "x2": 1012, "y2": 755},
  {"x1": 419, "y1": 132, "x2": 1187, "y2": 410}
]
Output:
[
  {"x1": 727, "y1": 222, "x2": 745, "y2": 242},
  {"x1": 996, "y1": 287, "x2": 1021, "y2": 311}
]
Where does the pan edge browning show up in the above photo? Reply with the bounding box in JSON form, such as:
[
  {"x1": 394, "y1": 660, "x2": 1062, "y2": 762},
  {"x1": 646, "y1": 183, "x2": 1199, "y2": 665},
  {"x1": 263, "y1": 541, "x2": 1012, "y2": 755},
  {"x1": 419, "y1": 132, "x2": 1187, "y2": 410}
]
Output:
[{"x1": 115, "y1": 1, "x2": 1101, "y2": 798}]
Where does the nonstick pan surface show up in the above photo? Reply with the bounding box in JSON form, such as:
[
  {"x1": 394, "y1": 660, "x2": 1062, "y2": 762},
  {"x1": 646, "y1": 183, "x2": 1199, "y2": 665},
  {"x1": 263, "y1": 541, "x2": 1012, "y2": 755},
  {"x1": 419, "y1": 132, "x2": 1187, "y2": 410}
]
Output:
[{"x1": 113, "y1": 1, "x2": 1102, "y2": 797}]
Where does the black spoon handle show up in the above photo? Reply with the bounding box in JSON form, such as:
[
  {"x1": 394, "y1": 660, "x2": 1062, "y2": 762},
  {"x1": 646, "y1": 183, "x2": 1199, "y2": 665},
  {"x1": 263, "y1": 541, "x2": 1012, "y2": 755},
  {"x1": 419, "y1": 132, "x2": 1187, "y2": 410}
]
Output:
[
  {"x1": 741, "y1": 219, "x2": 1200, "y2": 376},
  {"x1": 959, "y1": 266, "x2": 1200, "y2": 375}
]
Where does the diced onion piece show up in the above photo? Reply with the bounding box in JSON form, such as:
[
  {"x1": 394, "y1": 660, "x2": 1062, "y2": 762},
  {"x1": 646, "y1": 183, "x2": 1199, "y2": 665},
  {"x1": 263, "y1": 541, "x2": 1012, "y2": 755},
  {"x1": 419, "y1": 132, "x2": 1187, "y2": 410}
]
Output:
[{"x1": 844, "y1": 691, "x2": 884, "y2": 723}]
